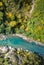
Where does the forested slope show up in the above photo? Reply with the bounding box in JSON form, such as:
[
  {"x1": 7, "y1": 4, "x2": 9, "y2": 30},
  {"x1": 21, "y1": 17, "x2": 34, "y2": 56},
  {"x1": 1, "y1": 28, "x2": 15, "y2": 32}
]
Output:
[
  {"x1": 27, "y1": 0, "x2": 44, "y2": 43},
  {"x1": 0, "y1": 0, "x2": 44, "y2": 43}
]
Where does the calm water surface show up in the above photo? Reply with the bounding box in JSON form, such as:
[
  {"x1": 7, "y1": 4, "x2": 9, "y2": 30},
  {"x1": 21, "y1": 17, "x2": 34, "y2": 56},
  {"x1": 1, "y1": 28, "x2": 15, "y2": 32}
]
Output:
[{"x1": 0, "y1": 36, "x2": 44, "y2": 56}]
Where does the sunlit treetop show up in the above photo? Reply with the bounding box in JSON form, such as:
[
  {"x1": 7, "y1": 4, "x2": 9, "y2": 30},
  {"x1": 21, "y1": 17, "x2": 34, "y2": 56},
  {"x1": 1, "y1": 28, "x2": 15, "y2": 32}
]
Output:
[
  {"x1": 37, "y1": 26, "x2": 42, "y2": 31},
  {"x1": 25, "y1": 27, "x2": 29, "y2": 31},
  {"x1": 20, "y1": 25, "x2": 25, "y2": 29},
  {"x1": 9, "y1": 21, "x2": 17, "y2": 27},
  {"x1": 0, "y1": 2, "x2": 3, "y2": 6},
  {"x1": 17, "y1": 14, "x2": 21, "y2": 19},
  {"x1": 6, "y1": 12, "x2": 13, "y2": 18}
]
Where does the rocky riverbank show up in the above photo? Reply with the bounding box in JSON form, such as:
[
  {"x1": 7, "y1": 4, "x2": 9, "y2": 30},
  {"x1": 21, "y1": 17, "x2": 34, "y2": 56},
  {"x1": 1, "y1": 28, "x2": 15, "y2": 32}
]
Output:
[
  {"x1": 13, "y1": 34, "x2": 44, "y2": 46},
  {"x1": 0, "y1": 34, "x2": 7, "y2": 40},
  {"x1": 0, "y1": 46, "x2": 44, "y2": 65}
]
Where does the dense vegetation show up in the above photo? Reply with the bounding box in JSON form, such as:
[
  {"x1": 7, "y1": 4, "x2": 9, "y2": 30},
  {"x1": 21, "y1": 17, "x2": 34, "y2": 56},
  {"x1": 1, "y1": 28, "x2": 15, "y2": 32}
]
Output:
[
  {"x1": 26, "y1": 0, "x2": 44, "y2": 43},
  {"x1": 0, "y1": 0, "x2": 44, "y2": 43},
  {"x1": 0, "y1": 47, "x2": 44, "y2": 65},
  {"x1": 0, "y1": 0, "x2": 32, "y2": 34}
]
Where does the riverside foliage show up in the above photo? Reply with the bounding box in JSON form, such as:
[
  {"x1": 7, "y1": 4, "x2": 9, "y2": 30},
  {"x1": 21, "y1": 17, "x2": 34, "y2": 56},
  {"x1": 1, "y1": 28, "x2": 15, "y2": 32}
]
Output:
[{"x1": 0, "y1": 47, "x2": 44, "y2": 65}]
